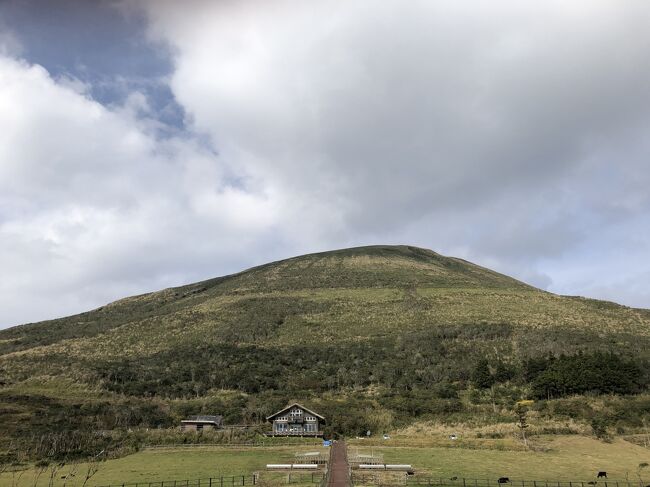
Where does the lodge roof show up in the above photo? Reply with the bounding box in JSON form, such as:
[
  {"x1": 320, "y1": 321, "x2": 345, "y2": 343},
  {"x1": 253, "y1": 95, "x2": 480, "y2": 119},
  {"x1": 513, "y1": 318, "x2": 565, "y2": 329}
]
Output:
[{"x1": 266, "y1": 403, "x2": 325, "y2": 421}]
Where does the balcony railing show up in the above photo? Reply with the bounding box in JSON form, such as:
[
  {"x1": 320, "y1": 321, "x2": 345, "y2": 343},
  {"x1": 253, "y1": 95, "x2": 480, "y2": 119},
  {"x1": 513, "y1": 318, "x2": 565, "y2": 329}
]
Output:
[{"x1": 266, "y1": 431, "x2": 324, "y2": 436}]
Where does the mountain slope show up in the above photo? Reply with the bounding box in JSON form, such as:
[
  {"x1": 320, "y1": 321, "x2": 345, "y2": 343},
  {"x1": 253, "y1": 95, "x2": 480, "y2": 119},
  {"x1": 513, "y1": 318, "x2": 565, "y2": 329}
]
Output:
[
  {"x1": 1, "y1": 245, "x2": 522, "y2": 348},
  {"x1": 1, "y1": 245, "x2": 649, "y2": 455},
  {"x1": 1, "y1": 245, "x2": 646, "y2": 354},
  {"x1": 2, "y1": 244, "x2": 649, "y2": 377}
]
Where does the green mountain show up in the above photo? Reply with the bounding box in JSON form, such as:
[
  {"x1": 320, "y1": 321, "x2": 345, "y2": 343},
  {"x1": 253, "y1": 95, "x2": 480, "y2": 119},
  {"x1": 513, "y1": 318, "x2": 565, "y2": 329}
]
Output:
[{"x1": 1, "y1": 245, "x2": 650, "y2": 458}]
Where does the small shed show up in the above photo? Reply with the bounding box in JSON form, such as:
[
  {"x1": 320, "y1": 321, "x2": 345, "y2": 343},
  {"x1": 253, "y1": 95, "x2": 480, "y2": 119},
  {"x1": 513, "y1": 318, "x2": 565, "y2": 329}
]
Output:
[{"x1": 180, "y1": 415, "x2": 223, "y2": 432}]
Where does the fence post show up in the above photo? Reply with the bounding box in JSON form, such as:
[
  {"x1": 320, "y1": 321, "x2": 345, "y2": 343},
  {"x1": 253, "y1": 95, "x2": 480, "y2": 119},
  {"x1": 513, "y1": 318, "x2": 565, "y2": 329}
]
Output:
[
  {"x1": 209, "y1": 479, "x2": 212, "y2": 487},
  {"x1": 463, "y1": 479, "x2": 467, "y2": 487}
]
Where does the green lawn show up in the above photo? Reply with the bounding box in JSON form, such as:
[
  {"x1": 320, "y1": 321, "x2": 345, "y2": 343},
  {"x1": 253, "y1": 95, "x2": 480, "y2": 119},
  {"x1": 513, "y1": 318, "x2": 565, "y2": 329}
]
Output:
[
  {"x1": 4, "y1": 435, "x2": 650, "y2": 487},
  {"x1": 0, "y1": 446, "x2": 327, "y2": 487},
  {"x1": 350, "y1": 436, "x2": 650, "y2": 481}
]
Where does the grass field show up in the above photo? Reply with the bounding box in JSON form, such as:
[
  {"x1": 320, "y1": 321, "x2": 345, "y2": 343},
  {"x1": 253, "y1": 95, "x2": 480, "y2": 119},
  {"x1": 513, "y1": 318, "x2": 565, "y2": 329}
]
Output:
[
  {"x1": 0, "y1": 446, "x2": 327, "y2": 487},
  {"x1": 349, "y1": 436, "x2": 650, "y2": 480},
  {"x1": 2, "y1": 435, "x2": 650, "y2": 486}
]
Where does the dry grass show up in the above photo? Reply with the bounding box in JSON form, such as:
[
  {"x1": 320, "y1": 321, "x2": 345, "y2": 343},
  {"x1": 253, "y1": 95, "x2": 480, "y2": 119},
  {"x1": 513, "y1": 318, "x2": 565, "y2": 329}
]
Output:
[
  {"x1": 355, "y1": 436, "x2": 650, "y2": 480},
  {"x1": 3, "y1": 244, "x2": 649, "y2": 370},
  {"x1": 0, "y1": 446, "x2": 328, "y2": 487}
]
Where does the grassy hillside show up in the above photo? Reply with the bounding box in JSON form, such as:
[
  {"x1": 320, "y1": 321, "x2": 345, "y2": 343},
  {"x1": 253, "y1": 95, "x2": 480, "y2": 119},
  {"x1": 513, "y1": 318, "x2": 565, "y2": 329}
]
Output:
[{"x1": 1, "y1": 245, "x2": 650, "y2": 461}]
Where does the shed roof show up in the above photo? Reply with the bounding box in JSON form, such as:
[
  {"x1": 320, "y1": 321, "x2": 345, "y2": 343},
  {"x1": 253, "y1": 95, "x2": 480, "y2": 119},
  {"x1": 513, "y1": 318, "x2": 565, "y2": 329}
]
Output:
[{"x1": 266, "y1": 403, "x2": 325, "y2": 421}]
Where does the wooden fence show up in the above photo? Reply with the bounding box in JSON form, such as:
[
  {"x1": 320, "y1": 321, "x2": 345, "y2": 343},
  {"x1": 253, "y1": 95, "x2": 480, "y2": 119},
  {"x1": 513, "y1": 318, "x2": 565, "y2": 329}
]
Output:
[
  {"x1": 318, "y1": 443, "x2": 334, "y2": 487},
  {"x1": 404, "y1": 478, "x2": 650, "y2": 487},
  {"x1": 351, "y1": 475, "x2": 650, "y2": 487},
  {"x1": 96, "y1": 475, "x2": 256, "y2": 487},
  {"x1": 143, "y1": 439, "x2": 323, "y2": 450},
  {"x1": 96, "y1": 472, "x2": 325, "y2": 487},
  {"x1": 406, "y1": 476, "x2": 648, "y2": 487}
]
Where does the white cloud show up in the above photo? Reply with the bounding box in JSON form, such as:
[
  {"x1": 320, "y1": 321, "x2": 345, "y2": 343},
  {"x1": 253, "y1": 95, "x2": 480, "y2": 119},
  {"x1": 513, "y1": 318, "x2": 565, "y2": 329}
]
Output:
[
  {"x1": 0, "y1": 55, "x2": 295, "y2": 326},
  {"x1": 137, "y1": 0, "x2": 650, "y2": 295},
  {"x1": 3, "y1": 1, "x2": 650, "y2": 326}
]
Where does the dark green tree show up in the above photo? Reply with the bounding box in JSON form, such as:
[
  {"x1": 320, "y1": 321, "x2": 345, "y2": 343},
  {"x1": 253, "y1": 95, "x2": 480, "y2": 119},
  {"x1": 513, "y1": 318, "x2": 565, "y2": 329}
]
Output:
[
  {"x1": 590, "y1": 417, "x2": 609, "y2": 441},
  {"x1": 494, "y1": 362, "x2": 516, "y2": 383},
  {"x1": 472, "y1": 359, "x2": 494, "y2": 389}
]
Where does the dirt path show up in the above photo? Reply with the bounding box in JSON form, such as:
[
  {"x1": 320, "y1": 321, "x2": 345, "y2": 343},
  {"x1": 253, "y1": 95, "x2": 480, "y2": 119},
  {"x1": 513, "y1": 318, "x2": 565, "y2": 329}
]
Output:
[{"x1": 328, "y1": 441, "x2": 350, "y2": 487}]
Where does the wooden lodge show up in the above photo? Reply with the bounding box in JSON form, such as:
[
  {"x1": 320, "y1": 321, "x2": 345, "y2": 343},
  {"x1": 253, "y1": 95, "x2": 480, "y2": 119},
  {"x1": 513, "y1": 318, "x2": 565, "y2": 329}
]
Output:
[
  {"x1": 180, "y1": 415, "x2": 223, "y2": 432},
  {"x1": 266, "y1": 403, "x2": 325, "y2": 437}
]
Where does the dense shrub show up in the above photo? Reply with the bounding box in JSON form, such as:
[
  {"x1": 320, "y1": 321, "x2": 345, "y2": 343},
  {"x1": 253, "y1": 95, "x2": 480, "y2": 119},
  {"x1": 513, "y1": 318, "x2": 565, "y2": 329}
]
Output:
[{"x1": 530, "y1": 352, "x2": 643, "y2": 399}]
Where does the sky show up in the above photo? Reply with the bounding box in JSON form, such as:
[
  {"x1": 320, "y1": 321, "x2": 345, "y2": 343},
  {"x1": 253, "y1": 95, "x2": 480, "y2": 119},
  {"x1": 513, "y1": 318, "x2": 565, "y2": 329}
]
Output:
[{"x1": 1, "y1": 0, "x2": 650, "y2": 328}]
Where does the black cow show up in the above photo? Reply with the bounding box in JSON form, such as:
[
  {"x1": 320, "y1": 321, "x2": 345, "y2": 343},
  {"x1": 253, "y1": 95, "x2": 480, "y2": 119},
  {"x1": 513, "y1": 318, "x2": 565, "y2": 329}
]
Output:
[
  {"x1": 597, "y1": 472, "x2": 607, "y2": 479},
  {"x1": 498, "y1": 478, "x2": 510, "y2": 484},
  {"x1": 450, "y1": 477, "x2": 458, "y2": 481}
]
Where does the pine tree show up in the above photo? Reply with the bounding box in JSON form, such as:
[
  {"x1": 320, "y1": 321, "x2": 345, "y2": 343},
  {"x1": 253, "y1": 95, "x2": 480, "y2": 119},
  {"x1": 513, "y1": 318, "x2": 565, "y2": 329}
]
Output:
[{"x1": 472, "y1": 359, "x2": 494, "y2": 389}]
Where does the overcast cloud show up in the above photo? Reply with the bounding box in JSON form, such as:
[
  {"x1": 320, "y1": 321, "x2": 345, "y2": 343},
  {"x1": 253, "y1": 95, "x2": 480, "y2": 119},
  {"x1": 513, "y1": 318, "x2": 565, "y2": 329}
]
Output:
[{"x1": 1, "y1": 0, "x2": 650, "y2": 327}]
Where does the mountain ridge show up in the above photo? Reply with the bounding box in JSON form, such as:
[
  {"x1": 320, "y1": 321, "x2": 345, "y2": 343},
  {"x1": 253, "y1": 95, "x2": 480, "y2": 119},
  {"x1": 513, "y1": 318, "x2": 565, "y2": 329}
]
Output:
[
  {"x1": 0, "y1": 244, "x2": 535, "y2": 348},
  {"x1": 2, "y1": 244, "x2": 650, "y2": 454},
  {"x1": 1, "y1": 244, "x2": 648, "y2": 356}
]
